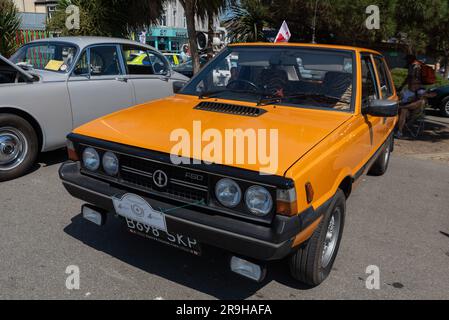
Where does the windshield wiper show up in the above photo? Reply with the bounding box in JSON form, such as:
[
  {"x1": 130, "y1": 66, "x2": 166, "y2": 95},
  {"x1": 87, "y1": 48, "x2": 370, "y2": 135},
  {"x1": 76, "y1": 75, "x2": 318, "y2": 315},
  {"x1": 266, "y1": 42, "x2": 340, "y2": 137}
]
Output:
[{"x1": 258, "y1": 93, "x2": 350, "y2": 106}]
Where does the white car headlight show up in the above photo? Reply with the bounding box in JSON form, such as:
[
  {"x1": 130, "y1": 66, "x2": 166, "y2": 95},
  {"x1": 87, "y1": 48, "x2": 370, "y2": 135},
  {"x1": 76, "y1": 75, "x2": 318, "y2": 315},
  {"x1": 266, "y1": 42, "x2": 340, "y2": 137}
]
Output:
[
  {"x1": 215, "y1": 178, "x2": 242, "y2": 208},
  {"x1": 245, "y1": 186, "x2": 273, "y2": 216},
  {"x1": 82, "y1": 147, "x2": 100, "y2": 171},
  {"x1": 102, "y1": 151, "x2": 119, "y2": 176}
]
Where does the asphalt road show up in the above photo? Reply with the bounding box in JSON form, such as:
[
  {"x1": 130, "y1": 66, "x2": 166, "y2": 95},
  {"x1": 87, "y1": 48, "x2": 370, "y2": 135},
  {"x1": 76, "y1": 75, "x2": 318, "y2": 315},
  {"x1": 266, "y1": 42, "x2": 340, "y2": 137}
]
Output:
[{"x1": 0, "y1": 150, "x2": 448, "y2": 300}]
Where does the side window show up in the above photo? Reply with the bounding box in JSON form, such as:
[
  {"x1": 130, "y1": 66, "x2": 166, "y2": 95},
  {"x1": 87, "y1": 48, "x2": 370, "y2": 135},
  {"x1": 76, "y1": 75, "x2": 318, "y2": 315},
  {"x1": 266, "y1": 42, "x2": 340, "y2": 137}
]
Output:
[
  {"x1": 122, "y1": 45, "x2": 168, "y2": 76},
  {"x1": 89, "y1": 46, "x2": 121, "y2": 76},
  {"x1": 374, "y1": 57, "x2": 394, "y2": 98},
  {"x1": 73, "y1": 51, "x2": 88, "y2": 75},
  {"x1": 361, "y1": 55, "x2": 379, "y2": 106}
]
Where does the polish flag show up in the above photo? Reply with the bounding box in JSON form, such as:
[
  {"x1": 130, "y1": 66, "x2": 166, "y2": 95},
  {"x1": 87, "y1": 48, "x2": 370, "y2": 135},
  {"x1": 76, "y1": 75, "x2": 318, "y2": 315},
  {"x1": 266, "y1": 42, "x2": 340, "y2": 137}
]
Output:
[{"x1": 274, "y1": 21, "x2": 291, "y2": 43}]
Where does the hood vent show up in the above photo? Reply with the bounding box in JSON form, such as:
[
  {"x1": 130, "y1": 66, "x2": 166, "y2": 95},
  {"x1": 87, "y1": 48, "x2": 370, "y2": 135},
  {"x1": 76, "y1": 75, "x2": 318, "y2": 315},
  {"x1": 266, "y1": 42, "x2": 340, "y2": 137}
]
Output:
[{"x1": 194, "y1": 101, "x2": 267, "y2": 117}]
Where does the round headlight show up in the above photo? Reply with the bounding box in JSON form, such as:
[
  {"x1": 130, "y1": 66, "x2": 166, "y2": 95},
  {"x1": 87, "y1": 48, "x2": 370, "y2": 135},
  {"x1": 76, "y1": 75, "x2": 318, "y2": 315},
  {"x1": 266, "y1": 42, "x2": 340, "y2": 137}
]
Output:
[
  {"x1": 215, "y1": 178, "x2": 242, "y2": 208},
  {"x1": 102, "y1": 151, "x2": 119, "y2": 176},
  {"x1": 245, "y1": 186, "x2": 273, "y2": 216},
  {"x1": 82, "y1": 147, "x2": 100, "y2": 171}
]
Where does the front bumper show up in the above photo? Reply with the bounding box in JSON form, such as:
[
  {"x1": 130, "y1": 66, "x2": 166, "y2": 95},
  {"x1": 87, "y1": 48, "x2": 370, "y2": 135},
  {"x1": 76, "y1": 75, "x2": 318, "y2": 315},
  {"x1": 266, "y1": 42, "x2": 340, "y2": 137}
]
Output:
[{"x1": 59, "y1": 161, "x2": 321, "y2": 261}]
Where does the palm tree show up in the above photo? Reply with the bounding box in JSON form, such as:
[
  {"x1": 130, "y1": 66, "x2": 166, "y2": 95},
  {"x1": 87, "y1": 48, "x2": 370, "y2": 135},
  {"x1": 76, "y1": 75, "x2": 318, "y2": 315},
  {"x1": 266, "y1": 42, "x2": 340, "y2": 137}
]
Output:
[
  {"x1": 180, "y1": 0, "x2": 235, "y2": 74},
  {"x1": 224, "y1": 0, "x2": 271, "y2": 43},
  {"x1": 0, "y1": 0, "x2": 21, "y2": 57}
]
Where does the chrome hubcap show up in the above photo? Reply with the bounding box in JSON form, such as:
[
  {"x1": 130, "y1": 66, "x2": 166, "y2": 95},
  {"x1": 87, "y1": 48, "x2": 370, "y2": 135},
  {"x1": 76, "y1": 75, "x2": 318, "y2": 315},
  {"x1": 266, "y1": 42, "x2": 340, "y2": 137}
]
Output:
[
  {"x1": 445, "y1": 101, "x2": 449, "y2": 114},
  {"x1": 384, "y1": 145, "x2": 390, "y2": 165},
  {"x1": 321, "y1": 208, "x2": 341, "y2": 268},
  {"x1": 0, "y1": 127, "x2": 28, "y2": 171}
]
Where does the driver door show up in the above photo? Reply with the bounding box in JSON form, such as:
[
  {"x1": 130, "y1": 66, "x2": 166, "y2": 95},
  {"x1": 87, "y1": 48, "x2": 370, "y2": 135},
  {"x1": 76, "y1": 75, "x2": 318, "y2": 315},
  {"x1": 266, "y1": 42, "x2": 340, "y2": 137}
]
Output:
[{"x1": 67, "y1": 44, "x2": 135, "y2": 128}]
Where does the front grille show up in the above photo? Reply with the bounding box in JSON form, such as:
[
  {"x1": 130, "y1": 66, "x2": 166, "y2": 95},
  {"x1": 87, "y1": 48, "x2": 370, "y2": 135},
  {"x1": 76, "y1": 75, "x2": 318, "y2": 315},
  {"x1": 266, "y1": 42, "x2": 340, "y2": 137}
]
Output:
[
  {"x1": 194, "y1": 101, "x2": 267, "y2": 117},
  {"x1": 119, "y1": 154, "x2": 209, "y2": 204}
]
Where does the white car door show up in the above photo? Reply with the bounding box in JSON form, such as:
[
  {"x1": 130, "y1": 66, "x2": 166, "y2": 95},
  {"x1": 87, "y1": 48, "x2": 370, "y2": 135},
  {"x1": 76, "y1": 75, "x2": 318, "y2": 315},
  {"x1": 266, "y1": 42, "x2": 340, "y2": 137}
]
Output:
[
  {"x1": 68, "y1": 44, "x2": 135, "y2": 128},
  {"x1": 121, "y1": 45, "x2": 172, "y2": 104}
]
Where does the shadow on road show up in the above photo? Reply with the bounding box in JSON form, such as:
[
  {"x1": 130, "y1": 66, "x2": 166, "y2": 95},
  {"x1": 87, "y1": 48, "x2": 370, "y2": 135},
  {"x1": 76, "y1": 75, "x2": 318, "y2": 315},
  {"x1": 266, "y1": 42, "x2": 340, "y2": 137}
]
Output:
[
  {"x1": 38, "y1": 148, "x2": 67, "y2": 167},
  {"x1": 64, "y1": 214, "x2": 311, "y2": 299},
  {"x1": 27, "y1": 148, "x2": 67, "y2": 176}
]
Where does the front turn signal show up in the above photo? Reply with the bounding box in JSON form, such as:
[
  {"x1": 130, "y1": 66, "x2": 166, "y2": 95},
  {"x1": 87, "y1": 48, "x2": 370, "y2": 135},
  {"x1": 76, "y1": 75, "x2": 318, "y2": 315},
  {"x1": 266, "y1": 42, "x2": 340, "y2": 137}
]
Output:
[
  {"x1": 66, "y1": 139, "x2": 79, "y2": 161},
  {"x1": 276, "y1": 188, "x2": 298, "y2": 216}
]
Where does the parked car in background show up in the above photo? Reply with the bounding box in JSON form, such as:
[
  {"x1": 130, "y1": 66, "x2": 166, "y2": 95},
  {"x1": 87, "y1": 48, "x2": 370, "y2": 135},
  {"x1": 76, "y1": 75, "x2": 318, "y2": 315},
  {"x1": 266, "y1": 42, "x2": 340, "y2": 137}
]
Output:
[
  {"x1": 60, "y1": 43, "x2": 398, "y2": 286},
  {"x1": 172, "y1": 56, "x2": 208, "y2": 78},
  {"x1": 0, "y1": 37, "x2": 188, "y2": 181},
  {"x1": 163, "y1": 53, "x2": 182, "y2": 68},
  {"x1": 428, "y1": 85, "x2": 449, "y2": 117}
]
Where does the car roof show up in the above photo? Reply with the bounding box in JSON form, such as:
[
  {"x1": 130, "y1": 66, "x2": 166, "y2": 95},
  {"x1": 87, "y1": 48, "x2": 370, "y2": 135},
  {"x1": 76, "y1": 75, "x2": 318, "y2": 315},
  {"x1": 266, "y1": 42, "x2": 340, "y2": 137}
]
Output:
[
  {"x1": 229, "y1": 42, "x2": 382, "y2": 56},
  {"x1": 27, "y1": 36, "x2": 158, "y2": 51}
]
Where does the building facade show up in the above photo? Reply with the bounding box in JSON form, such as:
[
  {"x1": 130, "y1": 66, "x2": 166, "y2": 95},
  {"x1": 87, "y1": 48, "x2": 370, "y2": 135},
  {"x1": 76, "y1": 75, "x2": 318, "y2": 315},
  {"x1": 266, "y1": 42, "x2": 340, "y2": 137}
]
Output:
[
  {"x1": 143, "y1": 0, "x2": 221, "y2": 53},
  {"x1": 13, "y1": 0, "x2": 55, "y2": 47}
]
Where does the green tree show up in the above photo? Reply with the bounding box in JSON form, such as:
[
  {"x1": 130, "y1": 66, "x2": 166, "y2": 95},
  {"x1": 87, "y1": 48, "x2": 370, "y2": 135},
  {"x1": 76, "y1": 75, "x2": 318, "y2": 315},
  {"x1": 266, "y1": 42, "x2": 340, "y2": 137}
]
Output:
[
  {"x1": 0, "y1": 0, "x2": 21, "y2": 57},
  {"x1": 47, "y1": 0, "x2": 166, "y2": 37},
  {"x1": 417, "y1": 0, "x2": 449, "y2": 78},
  {"x1": 224, "y1": 0, "x2": 271, "y2": 43}
]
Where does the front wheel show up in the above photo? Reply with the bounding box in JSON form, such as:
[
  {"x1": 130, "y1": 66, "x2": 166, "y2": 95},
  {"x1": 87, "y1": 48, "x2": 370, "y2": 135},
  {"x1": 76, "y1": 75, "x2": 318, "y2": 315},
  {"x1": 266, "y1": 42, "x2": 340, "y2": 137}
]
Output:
[
  {"x1": 368, "y1": 136, "x2": 392, "y2": 176},
  {"x1": 289, "y1": 189, "x2": 346, "y2": 287},
  {"x1": 440, "y1": 97, "x2": 449, "y2": 118},
  {"x1": 0, "y1": 114, "x2": 38, "y2": 182}
]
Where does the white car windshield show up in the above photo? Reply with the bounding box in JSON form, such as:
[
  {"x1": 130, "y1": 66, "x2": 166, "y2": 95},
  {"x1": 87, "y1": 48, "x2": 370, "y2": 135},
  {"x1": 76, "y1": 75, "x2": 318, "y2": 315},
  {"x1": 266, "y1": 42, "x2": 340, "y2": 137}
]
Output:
[
  {"x1": 11, "y1": 42, "x2": 78, "y2": 73},
  {"x1": 181, "y1": 46, "x2": 356, "y2": 111}
]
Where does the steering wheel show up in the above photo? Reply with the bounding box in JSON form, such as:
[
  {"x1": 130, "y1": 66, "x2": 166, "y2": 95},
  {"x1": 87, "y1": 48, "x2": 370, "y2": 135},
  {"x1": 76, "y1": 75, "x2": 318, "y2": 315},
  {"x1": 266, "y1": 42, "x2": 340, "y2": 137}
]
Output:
[{"x1": 227, "y1": 79, "x2": 260, "y2": 92}]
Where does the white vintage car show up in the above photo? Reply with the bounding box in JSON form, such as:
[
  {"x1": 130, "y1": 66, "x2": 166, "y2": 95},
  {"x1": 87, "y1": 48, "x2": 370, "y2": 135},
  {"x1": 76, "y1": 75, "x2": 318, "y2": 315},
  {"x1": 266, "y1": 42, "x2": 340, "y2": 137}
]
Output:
[{"x1": 0, "y1": 37, "x2": 188, "y2": 181}]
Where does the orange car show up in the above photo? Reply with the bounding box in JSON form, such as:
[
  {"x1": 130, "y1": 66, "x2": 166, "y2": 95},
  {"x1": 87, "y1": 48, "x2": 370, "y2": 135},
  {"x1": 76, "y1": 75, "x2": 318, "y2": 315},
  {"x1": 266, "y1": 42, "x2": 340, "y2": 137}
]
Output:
[{"x1": 60, "y1": 43, "x2": 398, "y2": 286}]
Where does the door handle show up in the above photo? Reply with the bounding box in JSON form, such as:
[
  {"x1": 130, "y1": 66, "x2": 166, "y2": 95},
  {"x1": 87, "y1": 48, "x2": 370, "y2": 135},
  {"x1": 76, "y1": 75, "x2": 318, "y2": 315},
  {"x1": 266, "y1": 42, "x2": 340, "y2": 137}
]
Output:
[{"x1": 115, "y1": 76, "x2": 128, "y2": 82}]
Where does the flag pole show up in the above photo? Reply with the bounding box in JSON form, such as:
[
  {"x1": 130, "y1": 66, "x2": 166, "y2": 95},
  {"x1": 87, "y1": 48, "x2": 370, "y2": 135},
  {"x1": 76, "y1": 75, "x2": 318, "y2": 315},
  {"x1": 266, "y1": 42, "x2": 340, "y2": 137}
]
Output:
[{"x1": 312, "y1": 0, "x2": 319, "y2": 44}]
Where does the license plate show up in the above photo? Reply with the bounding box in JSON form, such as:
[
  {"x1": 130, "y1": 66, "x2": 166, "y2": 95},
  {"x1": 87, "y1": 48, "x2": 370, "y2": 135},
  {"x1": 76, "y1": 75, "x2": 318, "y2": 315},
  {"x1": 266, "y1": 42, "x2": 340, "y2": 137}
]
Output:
[
  {"x1": 125, "y1": 218, "x2": 201, "y2": 256},
  {"x1": 113, "y1": 193, "x2": 201, "y2": 255}
]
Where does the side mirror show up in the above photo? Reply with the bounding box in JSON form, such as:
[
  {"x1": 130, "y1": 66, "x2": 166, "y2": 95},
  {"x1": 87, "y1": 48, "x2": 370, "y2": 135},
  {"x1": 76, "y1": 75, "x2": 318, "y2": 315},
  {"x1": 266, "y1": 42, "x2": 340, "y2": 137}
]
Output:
[
  {"x1": 173, "y1": 81, "x2": 186, "y2": 93},
  {"x1": 364, "y1": 99, "x2": 399, "y2": 117}
]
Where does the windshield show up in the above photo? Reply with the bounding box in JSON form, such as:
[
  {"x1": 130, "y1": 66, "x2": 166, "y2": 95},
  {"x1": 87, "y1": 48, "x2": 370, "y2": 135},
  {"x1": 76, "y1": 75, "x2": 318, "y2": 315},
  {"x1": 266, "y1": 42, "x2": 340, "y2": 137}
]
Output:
[
  {"x1": 10, "y1": 42, "x2": 78, "y2": 73},
  {"x1": 181, "y1": 46, "x2": 356, "y2": 111}
]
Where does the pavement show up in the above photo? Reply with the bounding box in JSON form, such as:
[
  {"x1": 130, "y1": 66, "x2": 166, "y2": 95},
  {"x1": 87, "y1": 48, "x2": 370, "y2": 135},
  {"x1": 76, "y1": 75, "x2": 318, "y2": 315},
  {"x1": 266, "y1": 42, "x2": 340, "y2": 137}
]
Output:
[
  {"x1": 0, "y1": 143, "x2": 448, "y2": 300},
  {"x1": 395, "y1": 112, "x2": 449, "y2": 164}
]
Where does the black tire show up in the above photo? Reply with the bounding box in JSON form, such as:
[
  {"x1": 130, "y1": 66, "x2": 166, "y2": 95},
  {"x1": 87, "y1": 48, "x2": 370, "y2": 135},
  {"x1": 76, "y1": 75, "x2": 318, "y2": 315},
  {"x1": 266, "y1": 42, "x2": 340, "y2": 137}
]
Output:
[
  {"x1": 289, "y1": 189, "x2": 346, "y2": 287},
  {"x1": 0, "y1": 114, "x2": 38, "y2": 182},
  {"x1": 368, "y1": 136, "x2": 393, "y2": 176},
  {"x1": 440, "y1": 96, "x2": 449, "y2": 118}
]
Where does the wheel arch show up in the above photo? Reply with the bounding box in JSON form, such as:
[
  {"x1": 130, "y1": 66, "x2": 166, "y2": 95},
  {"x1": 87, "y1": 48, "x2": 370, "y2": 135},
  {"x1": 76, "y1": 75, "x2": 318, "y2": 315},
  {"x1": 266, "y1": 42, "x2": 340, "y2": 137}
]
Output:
[
  {"x1": 0, "y1": 107, "x2": 44, "y2": 152},
  {"x1": 338, "y1": 176, "x2": 353, "y2": 199}
]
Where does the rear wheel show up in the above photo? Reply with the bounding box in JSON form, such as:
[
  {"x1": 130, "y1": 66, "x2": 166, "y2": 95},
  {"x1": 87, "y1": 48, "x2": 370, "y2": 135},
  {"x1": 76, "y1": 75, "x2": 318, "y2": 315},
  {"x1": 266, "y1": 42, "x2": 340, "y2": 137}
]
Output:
[
  {"x1": 289, "y1": 189, "x2": 346, "y2": 287},
  {"x1": 368, "y1": 136, "x2": 392, "y2": 176},
  {"x1": 0, "y1": 114, "x2": 38, "y2": 182},
  {"x1": 440, "y1": 97, "x2": 449, "y2": 118}
]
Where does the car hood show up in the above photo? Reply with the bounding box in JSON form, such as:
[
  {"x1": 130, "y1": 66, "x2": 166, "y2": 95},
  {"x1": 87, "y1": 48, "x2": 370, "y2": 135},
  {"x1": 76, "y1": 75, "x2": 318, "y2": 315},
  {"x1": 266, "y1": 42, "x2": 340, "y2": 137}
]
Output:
[
  {"x1": 0, "y1": 54, "x2": 35, "y2": 82},
  {"x1": 73, "y1": 95, "x2": 352, "y2": 176}
]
